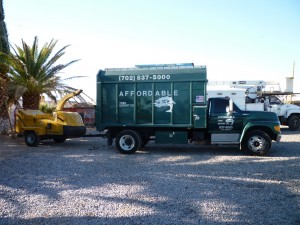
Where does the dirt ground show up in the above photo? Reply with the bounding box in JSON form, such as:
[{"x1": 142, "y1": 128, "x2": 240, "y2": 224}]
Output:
[
  {"x1": 0, "y1": 135, "x2": 29, "y2": 159},
  {"x1": 0, "y1": 128, "x2": 299, "y2": 224},
  {"x1": 0, "y1": 128, "x2": 101, "y2": 159}
]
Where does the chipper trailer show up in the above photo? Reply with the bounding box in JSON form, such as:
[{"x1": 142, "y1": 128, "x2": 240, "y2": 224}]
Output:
[
  {"x1": 15, "y1": 89, "x2": 86, "y2": 146},
  {"x1": 95, "y1": 63, "x2": 281, "y2": 156}
]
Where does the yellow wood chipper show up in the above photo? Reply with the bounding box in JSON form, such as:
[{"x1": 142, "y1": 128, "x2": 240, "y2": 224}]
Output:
[{"x1": 15, "y1": 90, "x2": 86, "y2": 146}]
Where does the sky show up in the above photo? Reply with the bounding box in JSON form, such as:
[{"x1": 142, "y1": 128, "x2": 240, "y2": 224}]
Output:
[{"x1": 4, "y1": 0, "x2": 300, "y2": 100}]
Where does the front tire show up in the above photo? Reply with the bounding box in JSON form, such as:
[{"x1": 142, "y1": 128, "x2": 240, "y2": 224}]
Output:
[
  {"x1": 115, "y1": 130, "x2": 142, "y2": 154},
  {"x1": 288, "y1": 115, "x2": 300, "y2": 131},
  {"x1": 242, "y1": 130, "x2": 271, "y2": 156},
  {"x1": 25, "y1": 131, "x2": 40, "y2": 147}
]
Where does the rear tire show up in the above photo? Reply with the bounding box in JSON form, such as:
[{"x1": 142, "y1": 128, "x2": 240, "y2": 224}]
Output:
[
  {"x1": 242, "y1": 130, "x2": 271, "y2": 156},
  {"x1": 25, "y1": 131, "x2": 40, "y2": 147},
  {"x1": 288, "y1": 115, "x2": 300, "y2": 131},
  {"x1": 115, "y1": 130, "x2": 142, "y2": 154}
]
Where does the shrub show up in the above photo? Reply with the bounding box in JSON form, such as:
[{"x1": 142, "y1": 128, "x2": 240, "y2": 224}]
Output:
[{"x1": 39, "y1": 102, "x2": 56, "y2": 113}]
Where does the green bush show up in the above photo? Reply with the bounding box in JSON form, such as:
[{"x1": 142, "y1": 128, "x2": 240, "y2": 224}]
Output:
[{"x1": 39, "y1": 102, "x2": 56, "y2": 113}]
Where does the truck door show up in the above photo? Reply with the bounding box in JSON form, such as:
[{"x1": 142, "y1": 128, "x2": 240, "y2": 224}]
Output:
[
  {"x1": 208, "y1": 98, "x2": 244, "y2": 143},
  {"x1": 266, "y1": 96, "x2": 282, "y2": 115}
]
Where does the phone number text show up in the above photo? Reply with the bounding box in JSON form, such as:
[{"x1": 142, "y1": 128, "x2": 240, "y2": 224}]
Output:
[{"x1": 118, "y1": 74, "x2": 171, "y2": 81}]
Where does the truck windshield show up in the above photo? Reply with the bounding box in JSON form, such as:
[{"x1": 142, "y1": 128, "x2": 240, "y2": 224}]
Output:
[{"x1": 269, "y1": 96, "x2": 283, "y2": 105}]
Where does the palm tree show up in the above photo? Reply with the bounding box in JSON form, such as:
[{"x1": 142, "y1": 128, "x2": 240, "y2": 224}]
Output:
[
  {"x1": 0, "y1": 0, "x2": 10, "y2": 134},
  {"x1": 7, "y1": 36, "x2": 81, "y2": 109}
]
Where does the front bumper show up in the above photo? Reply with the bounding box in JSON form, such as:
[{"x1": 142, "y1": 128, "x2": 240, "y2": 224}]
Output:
[
  {"x1": 63, "y1": 126, "x2": 86, "y2": 137},
  {"x1": 276, "y1": 134, "x2": 282, "y2": 143}
]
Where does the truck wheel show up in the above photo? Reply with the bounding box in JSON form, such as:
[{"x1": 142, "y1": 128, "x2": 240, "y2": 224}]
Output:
[
  {"x1": 53, "y1": 137, "x2": 67, "y2": 143},
  {"x1": 25, "y1": 131, "x2": 40, "y2": 147},
  {"x1": 288, "y1": 115, "x2": 300, "y2": 131},
  {"x1": 116, "y1": 130, "x2": 142, "y2": 154},
  {"x1": 242, "y1": 130, "x2": 271, "y2": 156}
]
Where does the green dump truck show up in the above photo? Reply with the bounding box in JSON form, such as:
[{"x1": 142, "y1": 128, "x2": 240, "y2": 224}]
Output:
[{"x1": 96, "y1": 63, "x2": 281, "y2": 155}]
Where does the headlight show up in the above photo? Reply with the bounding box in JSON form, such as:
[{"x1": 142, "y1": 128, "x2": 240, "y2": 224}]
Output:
[{"x1": 274, "y1": 125, "x2": 281, "y2": 132}]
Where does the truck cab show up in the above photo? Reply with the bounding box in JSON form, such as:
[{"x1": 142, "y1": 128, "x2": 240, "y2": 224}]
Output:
[
  {"x1": 208, "y1": 98, "x2": 281, "y2": 155},
  {"x1": 207, "y1": 80, "x2": 300, "y2": 131},
  {"x1": 264, "y1": 95, "x2": 300, "y2": 131}
]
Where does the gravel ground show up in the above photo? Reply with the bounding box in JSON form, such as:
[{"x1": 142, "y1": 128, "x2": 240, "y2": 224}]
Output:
[{"x1": 0, "y1": 127, "x2": 299, "y2": 225}]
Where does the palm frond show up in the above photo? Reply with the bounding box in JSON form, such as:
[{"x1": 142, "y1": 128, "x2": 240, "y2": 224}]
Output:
[{"x1": 5, "y1": 36, "x2": 85, "y2": 109}]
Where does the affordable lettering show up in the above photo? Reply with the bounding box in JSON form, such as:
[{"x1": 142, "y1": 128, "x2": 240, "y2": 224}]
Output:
[{"x1": 119, "y1": 90, "x2": 179, "y2": 97}]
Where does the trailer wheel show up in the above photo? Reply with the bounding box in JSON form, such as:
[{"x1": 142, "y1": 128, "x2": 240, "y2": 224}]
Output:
[
  {"x1": 242, "y1": 130, "x2": 271, "y2": 156},
  {"x1": 288, "y1": 115, "x2": 300, "y2": 131},
  {"x1": 116, "y1": 130, "x2": 142, "y2": 154},
  {"x1": 24, "y1": 131, "x2": 40, "y2": 147},
  {"x1": 53, "y1": 137, "x2": 67, "y2": 143}
]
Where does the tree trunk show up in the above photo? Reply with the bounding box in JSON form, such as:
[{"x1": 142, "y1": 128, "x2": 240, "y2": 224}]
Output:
[
  {"x1": 22, "y1": 91, "x2": 41, "y2": 109},
  {"x1": 0, "y1": 0, "x2": 10, "y2": 134},
  {"x1": 0, "y1": 77, "x2": 9, "y2": 134}
]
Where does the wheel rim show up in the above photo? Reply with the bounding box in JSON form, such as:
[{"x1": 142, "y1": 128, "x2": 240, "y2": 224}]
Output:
[
  {"x1": 292, "y1": 119, "x2": 299, "y2": 129},
  {"x1": 247, "y1": 135, "x2": 266, "y2": 152},
  {"x1": 119, "y1": 135, "x2": 135, "y2": 151},
  {"x1": 26, "y1": 133, "x2": 36, "y2": 145}
]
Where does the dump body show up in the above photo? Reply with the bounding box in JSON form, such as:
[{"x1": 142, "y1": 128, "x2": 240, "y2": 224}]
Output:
[{"x1": 96, "y1": 66, "x2": 207, "y2": 131}]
